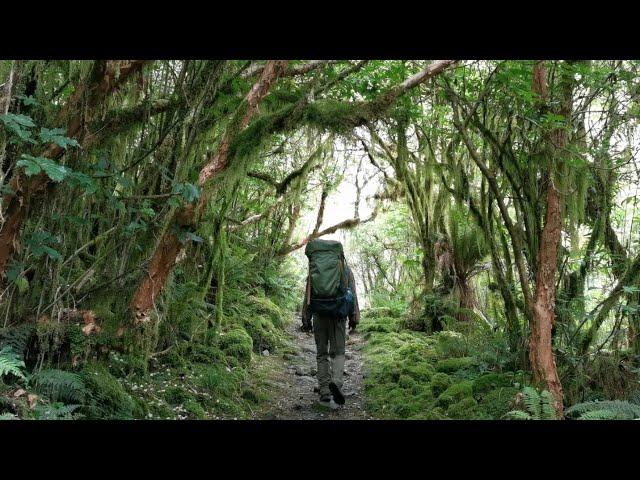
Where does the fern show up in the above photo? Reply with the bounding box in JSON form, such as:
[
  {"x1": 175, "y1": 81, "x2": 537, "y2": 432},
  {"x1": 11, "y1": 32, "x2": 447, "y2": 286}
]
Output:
[
  {"x1": 504, "y1": 410, "x2": 532, "y2": 420},
  {"x1": 578, "y1": 409, "x2": 620, "y2": 420},
  {"x1": 506, "y1": 387, "x2": 558, "y2": 420},
  {"x1": 565, "y1": 400, "x2": 640, "y2": 420},
  {"x1": 34, "y1": 402, "x2": 81, "y2": 420},
  {"x1": 0, "y1": 412, "x2": 17, "y2": 420},
  {"x1": 0, "y1": 346, "x2": 26, "y2": 380},
  {"x1": 30, "y1": 369, "x2": 86, "y2": 403},
  {"x1": 0, "y1": 324, "x2": 33, "y2": 358}
]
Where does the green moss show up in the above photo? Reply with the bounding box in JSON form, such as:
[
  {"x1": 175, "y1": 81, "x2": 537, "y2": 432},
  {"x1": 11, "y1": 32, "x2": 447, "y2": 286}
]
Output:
[
  {"x1": 217, "y1": 328, "x2": 253, "y2": 367},
  {"x1": 472, "y1": 373, "x2": 515, "y2": 399},
  {"x1": 430, "y1": 373, "x2": 452, "y2": 397},
  {"x1": 81, "y1": 363, "x2": 140, "y2": 419},
  {"x1": 447, "y1": 397, "x2": 490, "y2": 420},
  {"x1": 164, "y1": 386, "x2": 196, "y2": 406},
  {"x1": 240, "y1": 315, "x2": 283, "y2": 353},
  {"x1": 435, "y1": 331, "x2": 468, "y2": 358},
  {"x1": 184, "y1": 399, "x2": 207, "y2": 419},
  {"x1": 247, "y1": 295, "x2": 286, "y2": 329},
  {"x1": 437, "y1": 380, "x2": 474, "y2": 408},
  {"x1": 435, "y1": 356, "x2": 477, "y2": 374},
  {"x1": 478, "y1": 387, "x2": 519, "y2": 419}
]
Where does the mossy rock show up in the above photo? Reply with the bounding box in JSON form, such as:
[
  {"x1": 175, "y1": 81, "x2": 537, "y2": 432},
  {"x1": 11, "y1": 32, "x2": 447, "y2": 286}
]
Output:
[
  {"x1": 437, "y1": 380, "x2": 474, "y2": 408},
  {"x1": 241, "y1": 315, "x2": 282, "y2": 353},
  {"x1": 247, "y1": 295, "x2": 286, "y2": 329},
  {"x1": 435, "y1": 331, "x2": 468, "y2": 358},
  {"x1": 401, "y1": 362, "x2": 435, "y2": 383},
  {"x1": 430, "y1": 372, "x2": 452, "y2": 397},
  {"x1": 478, "y1": 386, "x2": 519, "y2": 419},
  {"x1": 435, "y1": 356, "x2": 477, "y2": 374},
  {"x1": 217, "y1": 328, "x2": 253, "y2": 367},
  {"x1": 81, "y1": 363, "x2": 141, "y2": 419},
  {"x1": 446, "y1": 397, "x2": 491, "y2": 420},
  {"x1": 472, "y1": 373, "x2": 514, "y2": 399}
]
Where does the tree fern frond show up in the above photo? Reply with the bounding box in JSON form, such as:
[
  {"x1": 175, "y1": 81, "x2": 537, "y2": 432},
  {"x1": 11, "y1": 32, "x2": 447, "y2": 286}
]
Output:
[{"x1": 0, "y1": 412, "x2": 18, "y2": 420}]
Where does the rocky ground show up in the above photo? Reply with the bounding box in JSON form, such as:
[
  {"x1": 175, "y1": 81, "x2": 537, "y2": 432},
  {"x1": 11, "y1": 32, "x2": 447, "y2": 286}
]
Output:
[{"x1": 252, "y1": 315, "x2": 371, "y2": 420}]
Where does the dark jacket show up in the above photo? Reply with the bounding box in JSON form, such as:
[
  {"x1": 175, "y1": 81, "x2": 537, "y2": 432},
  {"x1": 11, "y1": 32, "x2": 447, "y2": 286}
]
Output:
[{"x1": 301, "y1": 263, "x2": 360, "y2": 330}]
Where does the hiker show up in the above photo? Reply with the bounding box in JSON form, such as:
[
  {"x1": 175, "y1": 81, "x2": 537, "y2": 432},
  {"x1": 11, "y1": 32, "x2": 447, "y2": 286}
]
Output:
[{"x1": 301, "y1": 239, "x2": 360, "y2": 407}]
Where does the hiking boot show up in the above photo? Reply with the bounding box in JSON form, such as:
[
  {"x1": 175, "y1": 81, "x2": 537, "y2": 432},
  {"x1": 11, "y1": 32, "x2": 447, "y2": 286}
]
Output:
[
  {"x1": 329, "y1": 382, "x2": 345, "y2": 405},
  {"x1": 317, "y1": 394, "x2": 337, "y2": 410}
]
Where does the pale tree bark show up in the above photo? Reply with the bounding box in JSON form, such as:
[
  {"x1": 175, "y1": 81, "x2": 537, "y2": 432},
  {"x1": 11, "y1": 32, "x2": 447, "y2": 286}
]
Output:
[
  {"x1": 0, "y1": 60, "x2": 147, "y2": 278},
  {"x1": 130, "y1": 60, "x2": 288, "y2": 323}
]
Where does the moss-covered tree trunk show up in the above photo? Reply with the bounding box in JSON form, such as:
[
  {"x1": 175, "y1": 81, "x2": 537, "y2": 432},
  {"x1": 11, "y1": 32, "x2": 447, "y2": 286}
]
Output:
[{"x1": 130, "y1": 60, "x2": 287, "y2": 324}]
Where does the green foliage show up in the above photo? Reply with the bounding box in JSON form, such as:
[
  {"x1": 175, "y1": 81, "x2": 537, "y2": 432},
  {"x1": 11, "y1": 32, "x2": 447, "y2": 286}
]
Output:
[
  {"x1": 0, "y1": 346, "x2": 26, "y2": 381},
  {"x1": 81, "y1": 364, "x2": 140, "y2": 419},
  {"x1": 30, "y1": 369, "x2": 86, "y2": 404},
  {"x1": 17, "y1": 155, "x2": 71, "y2": 182},
  {"x1": 565, "y1": 400, "x2": 640, "y2": 420},
  {"x1": 478, "y1": 387, "x2": 519, "y2": 419},
  {"x1": 472, "y1": 373, "x2": 515, "y2": 399},
  {"x1": 437, "y1": 380, "x2": 474, "y2": 408},
  {"x1": 430, "y1": 373, "x2": 452, "y2": 397},
  {"x1": 217, "y1": 327, "x2": 253, "y2": 367},
  {"x1": 505, "y1": 387, "x2": 558, "y2": 420},
  {"x1": 435, "y1": 357, "x2": 477, "y2": 373},
  {"x1": 33, "y1": 403, "x2": 82, "y2": 420}
]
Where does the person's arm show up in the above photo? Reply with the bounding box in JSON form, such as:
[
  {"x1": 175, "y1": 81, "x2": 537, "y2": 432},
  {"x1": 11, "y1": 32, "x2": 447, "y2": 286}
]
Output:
[
  {"x1": 301, "y1": 274, "x2": 313, "y2": 331},
  {"x1": 347, "y1": 267, "x2": 360, "y2": 331}
]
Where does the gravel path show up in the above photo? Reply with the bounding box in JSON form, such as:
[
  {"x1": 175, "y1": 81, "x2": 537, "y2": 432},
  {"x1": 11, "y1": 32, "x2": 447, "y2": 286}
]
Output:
[{"x1": 255, "y1": 315, "x2": 372, "y2": 420}]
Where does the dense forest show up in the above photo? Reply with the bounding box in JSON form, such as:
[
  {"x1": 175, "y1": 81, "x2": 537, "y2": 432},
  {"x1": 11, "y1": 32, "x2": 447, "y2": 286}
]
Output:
[{"x1": 1, "y1": 59, "x2": 639, "y2": 420}]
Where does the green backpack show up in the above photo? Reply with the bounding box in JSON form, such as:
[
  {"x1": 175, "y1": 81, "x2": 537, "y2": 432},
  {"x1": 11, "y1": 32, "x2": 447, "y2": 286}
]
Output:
[{"x1": 304, "y1": 239, "x2": 354, "y2": 318}]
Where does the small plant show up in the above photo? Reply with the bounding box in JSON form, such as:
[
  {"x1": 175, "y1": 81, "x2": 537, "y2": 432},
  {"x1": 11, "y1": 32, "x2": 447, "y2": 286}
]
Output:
[
  {"x1": 0, "y1": 346, "x2": 26, "y2": 381},
  {"x1": 505, "y1": 387, "x2": 558, "y2": 420}
]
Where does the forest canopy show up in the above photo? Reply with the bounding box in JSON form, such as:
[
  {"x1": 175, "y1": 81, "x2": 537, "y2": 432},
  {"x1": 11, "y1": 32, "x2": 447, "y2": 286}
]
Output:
[{"x1": 1, "y1": 59, "x2": 639, "y2": 420}]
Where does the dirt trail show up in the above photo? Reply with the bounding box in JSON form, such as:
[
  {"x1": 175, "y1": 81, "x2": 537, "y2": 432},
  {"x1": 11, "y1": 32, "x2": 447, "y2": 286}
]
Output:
[{"x1": 254, "y1": 315, "x2": 372, "y2": 420}]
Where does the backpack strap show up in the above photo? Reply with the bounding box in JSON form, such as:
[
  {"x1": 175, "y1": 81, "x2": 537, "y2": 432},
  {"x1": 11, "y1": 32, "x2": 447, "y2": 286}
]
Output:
[{"x1": 306, "y1": 272, "x2": 312, "y2": 305}]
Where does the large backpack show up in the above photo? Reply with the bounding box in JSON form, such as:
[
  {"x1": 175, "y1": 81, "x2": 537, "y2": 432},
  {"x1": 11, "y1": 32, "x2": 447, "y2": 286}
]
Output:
[{"x1": 304, "y1": 239, "x2": 354, "y2": 318}]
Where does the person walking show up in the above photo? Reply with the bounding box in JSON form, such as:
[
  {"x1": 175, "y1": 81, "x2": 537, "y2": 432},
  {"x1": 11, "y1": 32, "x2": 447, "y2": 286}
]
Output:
[{"x1": 301, "y1": 239, "x2": 360, "y2": 407}]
